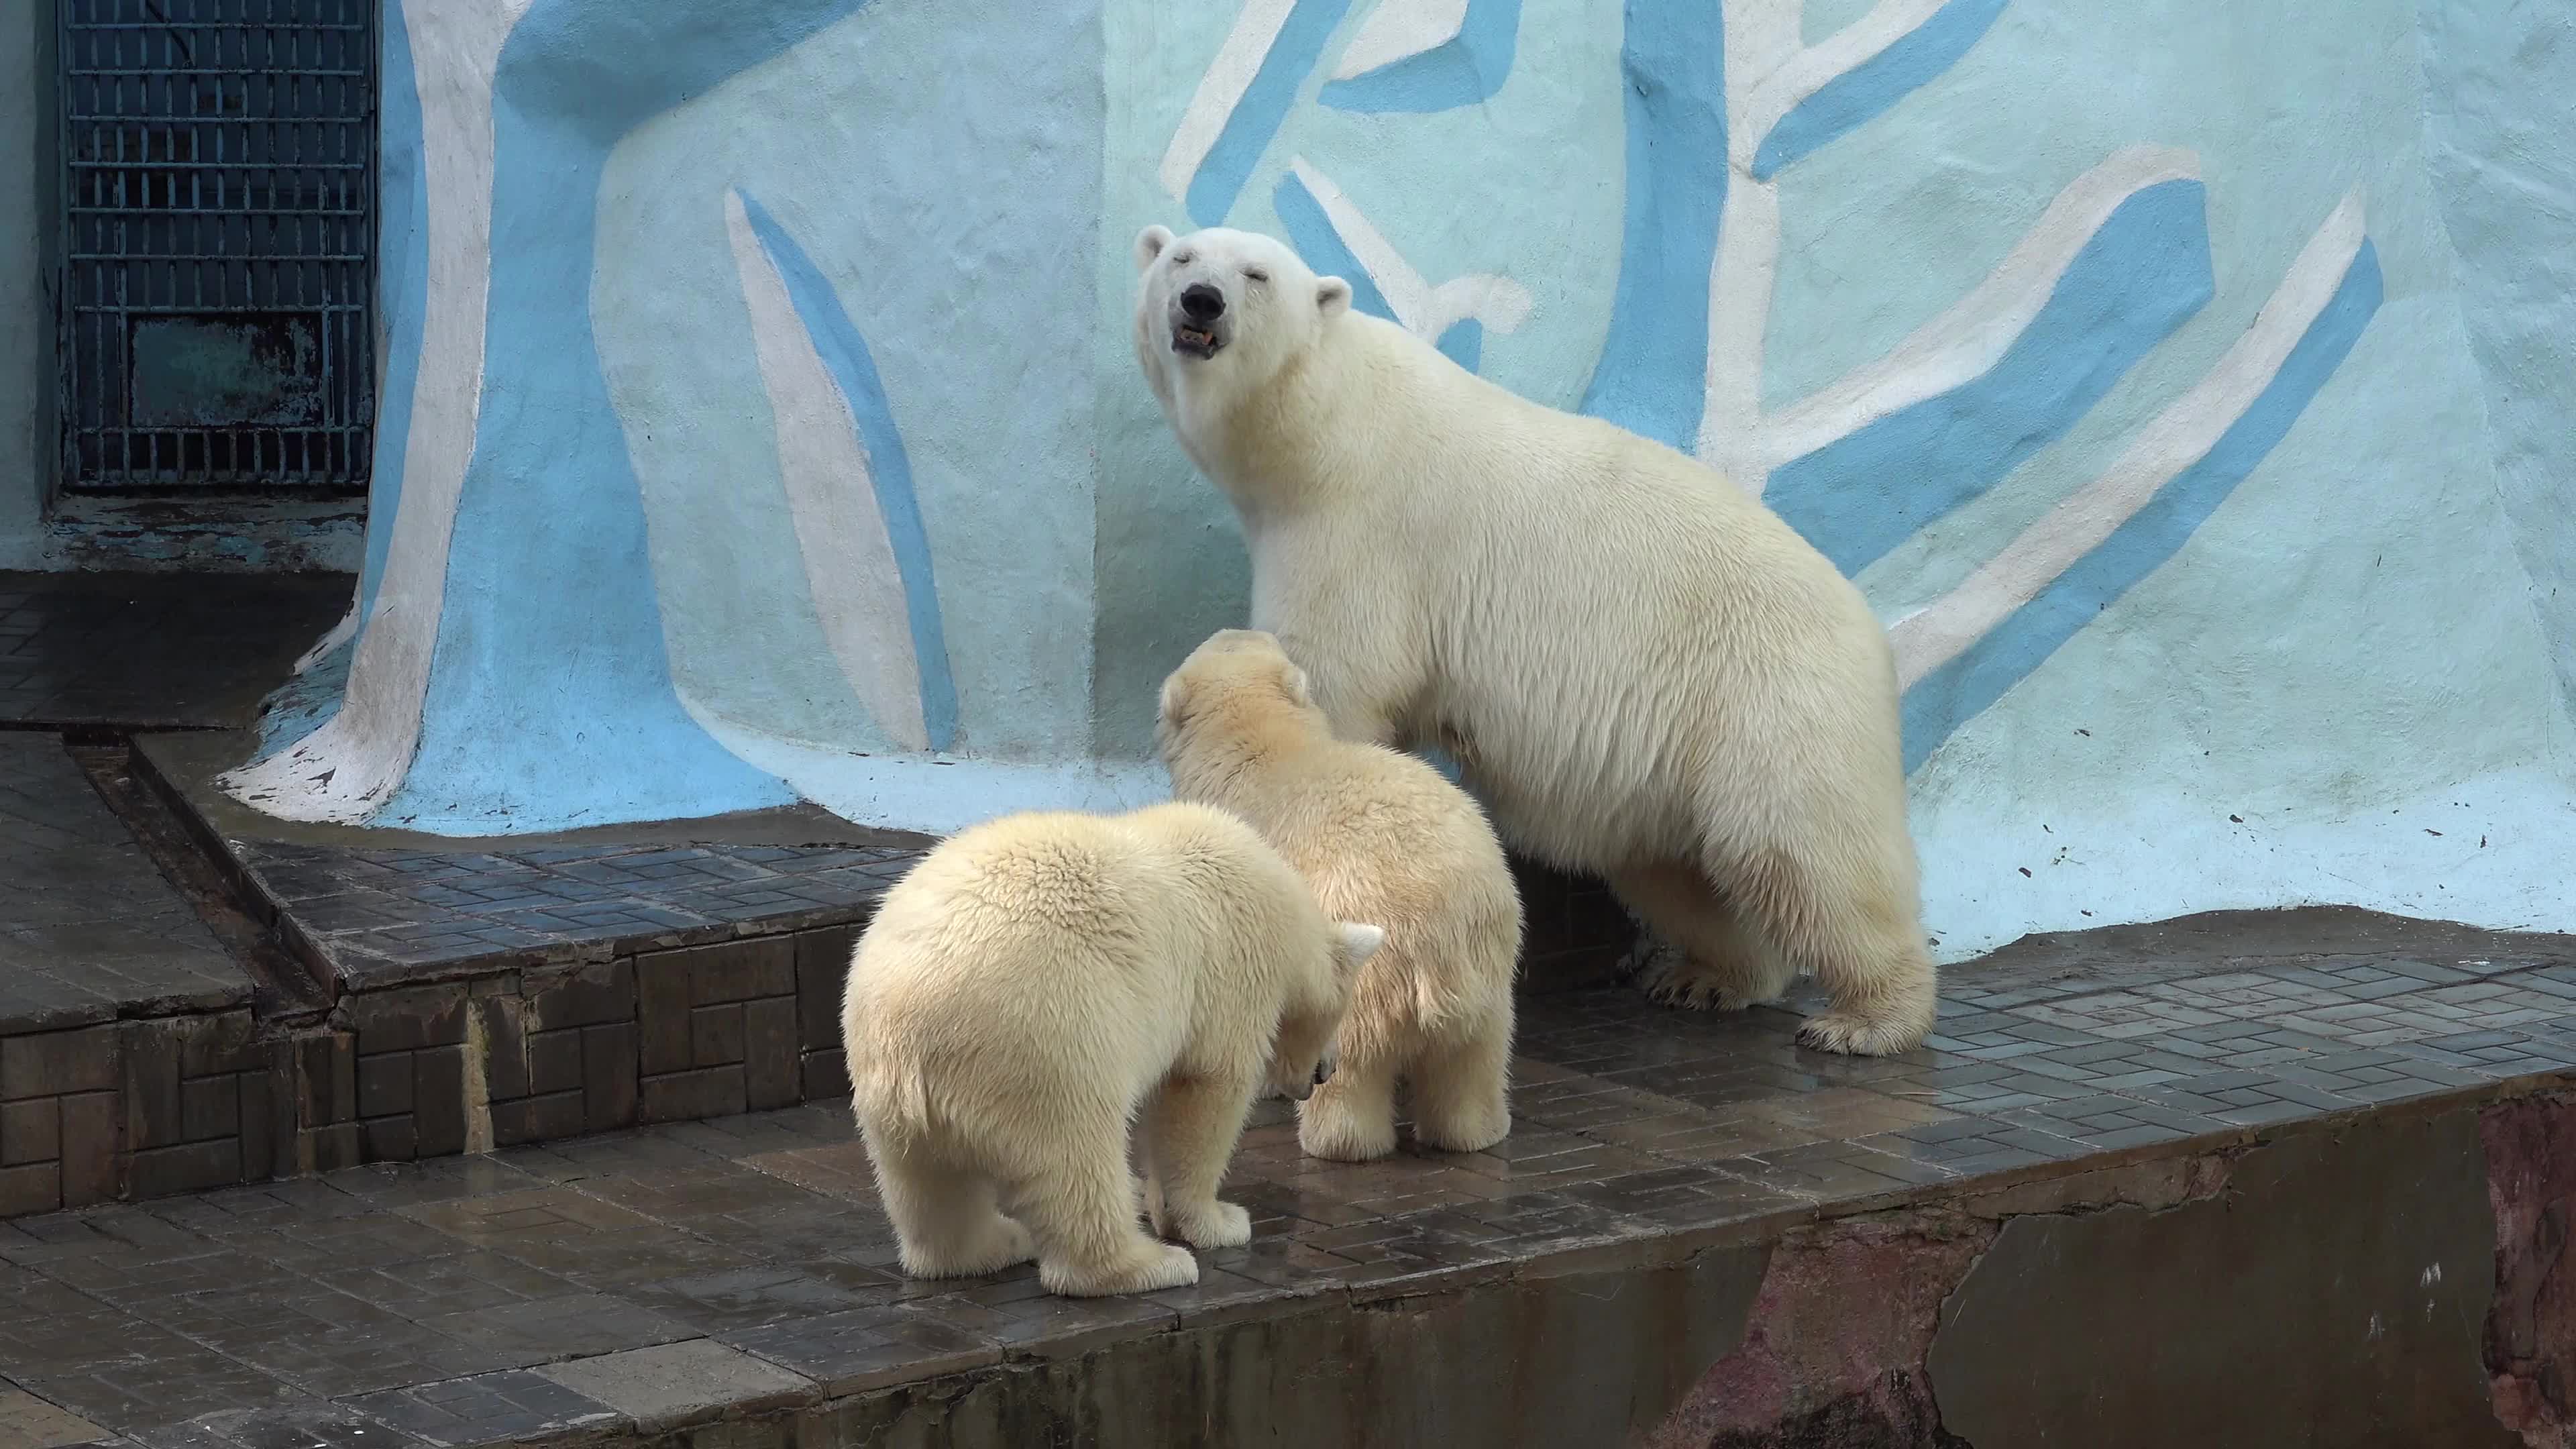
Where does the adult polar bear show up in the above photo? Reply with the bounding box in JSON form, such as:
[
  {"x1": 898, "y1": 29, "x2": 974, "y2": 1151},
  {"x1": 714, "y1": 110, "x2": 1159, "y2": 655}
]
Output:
[{"x1": 1130, "y1": 225, "x2": 1937, "y2": 1056}]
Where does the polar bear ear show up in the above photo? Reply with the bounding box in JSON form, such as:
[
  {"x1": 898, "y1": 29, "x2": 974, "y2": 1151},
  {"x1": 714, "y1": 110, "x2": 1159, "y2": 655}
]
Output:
[
  {"x1": 1156, "y1": 670, "x2": 1191, "y2": 728},
  {"x1": 1278, "y1": 661, "x2": 1313, "y2": 708},
  {"x1": 1316, "y1": 276, "x2": 1352, "y2": 317},
  {"x1": 1135, "y1": 225, "x2": 1175, "y2": 274},
  {"x1": 1332, "y1": 922, "x2": 1387, "y2": 972}
]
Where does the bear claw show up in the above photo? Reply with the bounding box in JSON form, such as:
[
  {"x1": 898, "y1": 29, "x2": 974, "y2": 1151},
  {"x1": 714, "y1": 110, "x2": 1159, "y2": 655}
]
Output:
[{"x1": 1639, "y1": 962, "x2": 1766, "y2": 1014}]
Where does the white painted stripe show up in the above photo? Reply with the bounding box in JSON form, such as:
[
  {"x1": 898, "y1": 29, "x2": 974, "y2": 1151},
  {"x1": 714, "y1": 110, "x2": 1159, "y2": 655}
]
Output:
[
  {"x1": 1698, "y1": 0, "x2": 1799, "y2": 484},
  {"x1": 1724, "y1": 0, "x2": 1806, "y2": 149},
  {"x1": 1888, "y1": 191, "x2": 2367, "y2": 690},
  {"x1": 1699, "y1": 176, "x2": 1781, "y2": 484},
  {"x1": 1161, "y1": 0, "x2": 1301, "y2": 207},
  {"x1": 1286, "y1": 157, "x2": 1431, "y2": 328},
  {"x1": 1331, "y1": 0, "x2": 1468, "y2": 80},
  {"x1": 1741, "y1": 0, "x2": 1948, "y2": 150},
  {"x1": 1758, "y1": 146, "x2": 2204, "y2": 471},
  {"x1": 1285, "y1": 156, "x2": 1532, "y2": 338},
  {"x1": 722, "y1": 190, "x2": 930, "y2": 753},
  {"x1": 219, "y1": 0, "x2": 533, "y2": 822}
]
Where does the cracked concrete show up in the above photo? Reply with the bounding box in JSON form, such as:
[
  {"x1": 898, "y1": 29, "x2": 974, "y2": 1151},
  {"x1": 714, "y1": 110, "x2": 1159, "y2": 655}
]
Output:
[
  {"x1": 1636, "y1": 1098, "x2": 2555, "y2": 1449},
  {"x1": 2483, "y1": 1091, "x2": 2576, "y2": 1448},
  {"x1": 1646, "y1": 1216, "x2": 1988, "y2": 1449}
]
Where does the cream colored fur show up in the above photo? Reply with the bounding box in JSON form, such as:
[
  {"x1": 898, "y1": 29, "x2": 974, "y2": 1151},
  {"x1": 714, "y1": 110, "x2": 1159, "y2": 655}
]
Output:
[
  {"x1": 1132, "y1": 224, "x2": 1937, "y2": 1057},
  {"x1": 840, "y1": 804, "x2": 1383, "y2": 1297},
  {"x1": 1159, "y1": 629, "x2": 1522, "y2": 1161}
]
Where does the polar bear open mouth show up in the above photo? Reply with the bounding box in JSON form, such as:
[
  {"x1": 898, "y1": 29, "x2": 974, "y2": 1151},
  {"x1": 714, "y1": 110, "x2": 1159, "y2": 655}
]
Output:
[{"x1": 1171, "y1": 323, "x2": 1224, "y2": 360}]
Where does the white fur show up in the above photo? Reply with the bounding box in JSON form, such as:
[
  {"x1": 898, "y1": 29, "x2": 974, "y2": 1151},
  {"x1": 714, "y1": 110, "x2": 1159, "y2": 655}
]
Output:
[
  {"x1": 1159, "y1": 629, "x2": 1523, "y2": 1162},
  {"x1": 1132, "y1": 225, "x2": 1938, "y2": 1057},
  {"x1": 840, "y1": 803, "x2": 1383, "y2": 1297}
]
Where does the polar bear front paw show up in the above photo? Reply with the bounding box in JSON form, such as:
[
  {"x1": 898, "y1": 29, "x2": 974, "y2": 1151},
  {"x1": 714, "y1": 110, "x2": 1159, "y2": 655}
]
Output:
[
  {"x1": 1796, "y1": 1006, "x2": 1931, "y2": 1057},
  {"x1": 1298, "y1": 1095, "x2": 1398, "y2": 1163},
  {"x1": 1044, "y1": 1241, "x2": 1201, "y2": 1297},
  {"x1": 1638, "y1": 953, "x2": 1788, "y2": 1014},
  {"x1": 1639, "y1": 959, "x2": 1745, "y2": 1012},
  {"x1": 1152, "y1": 1197, "x2": 1253, "y2": 1249},
  {"x1": 900, "y1": 1213, "x2": 1035, "y2": 1279}
]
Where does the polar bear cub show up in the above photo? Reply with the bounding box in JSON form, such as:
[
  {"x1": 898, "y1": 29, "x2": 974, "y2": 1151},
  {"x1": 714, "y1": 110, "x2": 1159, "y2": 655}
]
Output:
[
  {"x1": 840, "y1": 804, "x2": 1383, "y2": 1297},
  {"x1": 1131, "y1": 223, "x2": 1938, "y2": 1057},
  {"x1": 1159, "y1": 630, "x2": 1523, "y2": 1161}
]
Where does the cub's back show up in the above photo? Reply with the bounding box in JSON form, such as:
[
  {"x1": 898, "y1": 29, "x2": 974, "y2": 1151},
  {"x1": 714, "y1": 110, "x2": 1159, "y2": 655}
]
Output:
[
  {"x1": 1261, "y1": 741, "x2": 1514, "y2": 935},
  {"x1": 848, "y1": 811, "x2": 1173, "y2": 1024},
  {"x1": 847, "y1": 804, "x2": 1302, "y2": 1015}
]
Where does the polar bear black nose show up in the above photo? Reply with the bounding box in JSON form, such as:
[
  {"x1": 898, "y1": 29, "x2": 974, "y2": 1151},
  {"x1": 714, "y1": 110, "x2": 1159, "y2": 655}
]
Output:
[{"x1": 1180, "y1": 283, "x2": 1226, "y2": 323}]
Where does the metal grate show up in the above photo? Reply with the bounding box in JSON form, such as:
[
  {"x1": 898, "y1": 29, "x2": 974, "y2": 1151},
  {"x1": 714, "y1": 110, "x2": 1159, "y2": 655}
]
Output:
[{"x1": 57, "y1": 0, "x2": 376, "y2": 495}]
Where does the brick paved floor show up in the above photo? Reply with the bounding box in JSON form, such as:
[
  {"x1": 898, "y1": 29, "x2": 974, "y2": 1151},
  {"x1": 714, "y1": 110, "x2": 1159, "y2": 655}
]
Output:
[
  {"x1": 3, "y1": 918, "x2": 2571, "y2": 1448},
  {"x1": 137, "y1": 732, "x2": 938, "y2": 997},
  {"x1": 0, "y1": 572, "x2": 350, "y2": 729},
  {"x1": 229, "y1": 840, "x2": 926, "y2": 993},
  {"x1": 0, "y1": 736, "x2": 243, "y2": 1035}
]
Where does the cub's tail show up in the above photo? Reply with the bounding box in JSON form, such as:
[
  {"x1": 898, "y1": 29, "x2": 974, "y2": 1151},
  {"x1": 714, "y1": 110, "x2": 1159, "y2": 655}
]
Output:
[{"x1": 847, "y1": 1046, "x2": 937, "y2": 1147}]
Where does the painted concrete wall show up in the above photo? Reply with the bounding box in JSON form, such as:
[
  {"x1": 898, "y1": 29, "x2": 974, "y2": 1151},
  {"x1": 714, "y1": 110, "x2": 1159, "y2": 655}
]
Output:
[{"x1": 231, "y1": 0, "x2": 2576, "y2": 961}]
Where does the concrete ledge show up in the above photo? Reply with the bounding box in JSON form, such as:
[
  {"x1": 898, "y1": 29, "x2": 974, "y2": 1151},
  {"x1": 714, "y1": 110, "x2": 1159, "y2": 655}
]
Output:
[
  {"x1": 18, "y1": 1084, "x2": 2563, "y2": 1448},
  {"x1": 0, "y1": 731, "x2": 1647, "y2": 1217},
  {"x1": 1, "y1": 905, "x2": 2572, "y2": 1446}
]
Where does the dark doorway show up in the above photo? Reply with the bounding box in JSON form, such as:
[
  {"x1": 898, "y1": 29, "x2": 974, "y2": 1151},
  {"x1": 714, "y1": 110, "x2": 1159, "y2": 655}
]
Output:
[{"x1": 56, "y1": 0, "x2": 376, "y2": 497}]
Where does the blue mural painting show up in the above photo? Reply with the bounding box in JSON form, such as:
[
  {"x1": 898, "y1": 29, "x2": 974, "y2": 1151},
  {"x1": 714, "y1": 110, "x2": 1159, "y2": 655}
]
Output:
[
  {"x1": 221, "y1": 0, "x2": 2571, "y2": 965},
  {"x1": 1165, "y1": 0, "x2": 2383, "y2": 772},
  {"x1": 227, "y1": 0, "x2": 971, "y2": 833},
  {"x1": 1319, "y1": 0, "x2": 1524, "y2": 114},
  {"x1": 735, "y1": 191, "x2": 961, "y2": 753}
]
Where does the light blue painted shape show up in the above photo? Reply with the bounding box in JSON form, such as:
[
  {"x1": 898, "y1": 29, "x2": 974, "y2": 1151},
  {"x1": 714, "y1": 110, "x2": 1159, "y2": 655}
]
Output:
[
  {"x1": 1277, "y1": 168, "x2": 1488, "y2": 374},
  {"x1": 1186, "y1": 0, "x2": 1354, "y2": 227},
  {"x1": 385, "y1": 0, "x2": 900, "y2": 829},
  {"x1": 1753, "y1": 0, "x2": 2007, "y2": 180},
  {"x1": 1576, "y1": 0, "x2": 1726, "y2": 449},
  {"x1": 1901, "y1": 241, "x2": 2385, "y2": 771},
  {"x1": 736, "y1": 192, "x2": 960, "y2": 751},
  {"x1": 1437, "y1": 318, "x2": 1483, "y2": 371},
  {"x1": 252, "y1": 637, "x2": 355, "y2": 759},
  {"x1": 1274, "y1": 171, "x2": 1399, "y2": 322},
  {"x1": 1767, "y1": 178, "x2": 2216, "y2": 576},
  {"x1": 1318, "y1": 0, "x2": 1525, "y2": 113},
  {"x1": 246, "y1": 1, "x2": 429, "y2": 767}
]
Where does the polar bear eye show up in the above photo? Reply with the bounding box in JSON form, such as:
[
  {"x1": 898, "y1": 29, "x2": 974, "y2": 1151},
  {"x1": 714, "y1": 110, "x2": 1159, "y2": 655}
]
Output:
[
  {"x1": 1243, "y1": 268, "x2": 1269, "y2": 283},
  {"x1": 1170, "y1": 250, "x2": 1193, "y2": 266}
]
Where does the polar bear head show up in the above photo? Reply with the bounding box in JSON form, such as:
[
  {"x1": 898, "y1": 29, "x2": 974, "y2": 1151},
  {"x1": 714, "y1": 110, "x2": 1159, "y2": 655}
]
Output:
[
  {"x1": 1132, "y1": 225, "x2": 1352, "y2": 405},
  {"x1": 1269, "y1": 919, "x2": 1384, "y2": 1102},
  {"x1": 1154, "y1": 628, "x2": 1324, "y2": 786}
]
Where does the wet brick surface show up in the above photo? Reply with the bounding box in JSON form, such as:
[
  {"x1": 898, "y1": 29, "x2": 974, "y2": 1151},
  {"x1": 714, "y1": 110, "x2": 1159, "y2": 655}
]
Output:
[
  {"x1": 229, "y1": 841, "x2": 922, "y2": 992},
  {"x1": 0, "y1": 924, "x2": 2571, "y2": 1445},
  {"x1": 0, "y1": 735, "x2": 244, "y2": 1035},
  {"x1": 0, "y1": 571, "x2": 350, "y2": 731}
]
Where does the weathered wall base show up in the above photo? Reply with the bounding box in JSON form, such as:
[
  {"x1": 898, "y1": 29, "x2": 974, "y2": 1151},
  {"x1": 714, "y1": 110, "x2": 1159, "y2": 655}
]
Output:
[
  {"x1": 27, "y1": 496, "x2": 367, "y2": 574},
  {"x1": 596, "y1": 1094, "x2": 2573, "y2": 1449},
  {"x1": 0, "y1": 930, "x2": 863, "y2": 1218},
  {"x1": 0, "y1": 788, "x2": 1633, "y2": 1217},
  {"x1": 2484, "y1": 1095, "x2": 2576, "y2": 1447}
]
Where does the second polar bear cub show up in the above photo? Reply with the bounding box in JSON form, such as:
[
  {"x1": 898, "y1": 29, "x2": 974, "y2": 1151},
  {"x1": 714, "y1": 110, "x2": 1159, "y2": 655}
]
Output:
[
  {"x1": 841, "y1": 804, "x2": 1383, "y2": 1297},
  {"x1": 1159, "y1": 630, "x2": 1522, "y2": 1161}
]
